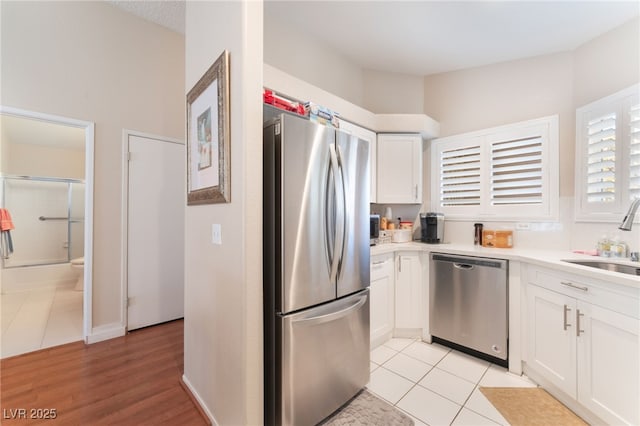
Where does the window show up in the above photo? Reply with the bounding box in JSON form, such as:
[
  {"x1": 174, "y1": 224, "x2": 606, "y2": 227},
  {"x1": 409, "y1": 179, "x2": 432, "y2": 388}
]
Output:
[
  {"x1": 431, "y1": 116, "x2": 559, "y2": 221},
  {"x1": 575, "y1": 85, "x2": 640, "y2": 222}
]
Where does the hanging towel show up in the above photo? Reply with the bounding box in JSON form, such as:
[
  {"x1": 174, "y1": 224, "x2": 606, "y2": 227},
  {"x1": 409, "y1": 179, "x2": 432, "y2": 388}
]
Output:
[
  {"x1": 0, "y1": 209, "x2": 14, "y2": 258},
  {"x1": 0, "y1": 208, "x2": 15, "y2": 231}
]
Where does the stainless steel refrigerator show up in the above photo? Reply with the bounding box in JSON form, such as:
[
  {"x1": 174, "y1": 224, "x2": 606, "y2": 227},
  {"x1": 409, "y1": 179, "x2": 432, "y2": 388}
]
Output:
[{"x1": 263, "y1": 112, "x2": 370, "y2": 426}]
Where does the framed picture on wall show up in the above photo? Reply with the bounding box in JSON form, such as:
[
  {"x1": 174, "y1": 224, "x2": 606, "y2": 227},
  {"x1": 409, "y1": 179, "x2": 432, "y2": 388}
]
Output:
[{"x1": 186, "y1": 49, "x2": 230, "y2": 205}]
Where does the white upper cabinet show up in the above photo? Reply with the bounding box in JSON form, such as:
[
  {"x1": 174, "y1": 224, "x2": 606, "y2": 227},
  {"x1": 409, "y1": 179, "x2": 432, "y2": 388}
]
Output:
[
  {"x1": 340, "y1": 121, "x2": 377, "y2": 203},
  {"x1": 376, "y1": 133, "x2": 422, "y2": 204}
]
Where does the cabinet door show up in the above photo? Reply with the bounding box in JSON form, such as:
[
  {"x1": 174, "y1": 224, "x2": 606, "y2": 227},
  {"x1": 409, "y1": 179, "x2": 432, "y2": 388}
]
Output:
[
  {"x1": 339, "y1": 121, "x2": 377, "y2": 203},
  {"x1": 370, "y1": 255, "x2": 394, "y2": 348},
  {"x1": 376, "y1": 134, "x2": 422, "y2": 204},
  {"x1": 526, "y1": 284, "x2": 577, "y2": 397},
  {"x1": 395, "y1": 252, "x2": 422, "y2": 329},
  {"x1": 577, "y1": 302, "x2": 640, "y2": 425}
]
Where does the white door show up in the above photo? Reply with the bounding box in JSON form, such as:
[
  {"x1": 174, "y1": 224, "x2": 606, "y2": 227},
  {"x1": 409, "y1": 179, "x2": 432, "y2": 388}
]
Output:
[{"x1": 127, "y1": 134, "x2": 184, "y2": 330}]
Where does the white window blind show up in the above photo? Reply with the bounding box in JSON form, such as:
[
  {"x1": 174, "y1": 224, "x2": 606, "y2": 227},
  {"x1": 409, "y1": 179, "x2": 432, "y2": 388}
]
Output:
[
  {"x1": 440, "y1": 145, "x2": 481, "y2": 206},
  {"x1": 431, "y1": 116, "x2": 558, "y2": 221},
  {"x1": 586, "y1": 112, "x2": 616, "y2": 203},
  {"x1": 490, "y1": 136, "x2": 543, "y2": 205},
  {"x1": 629, "y1": 104, "x2": 640, "y2": 201},
  {"x1": 575, "y1": 84, "x2": 640, "y2": 222}
]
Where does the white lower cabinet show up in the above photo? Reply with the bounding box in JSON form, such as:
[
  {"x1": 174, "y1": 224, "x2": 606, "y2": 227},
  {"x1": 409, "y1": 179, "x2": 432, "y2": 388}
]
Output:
[
  {"x1": 370, "y1": 253, "x2": 394, "y2": 348},
  {"x1": 525, "y1": 267, "x2": 639, "y2": 425},
  {"x1": 394, "y1": 251, "x2": 422, "y2": 330},
  {"x1": 576, "y1": 302, "x2": 639, "y2": 425}
]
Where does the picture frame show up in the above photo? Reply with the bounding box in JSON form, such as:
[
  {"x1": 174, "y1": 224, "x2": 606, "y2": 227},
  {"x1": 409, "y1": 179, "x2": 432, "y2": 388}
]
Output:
[{"x1": 186, "y1": 50, "x2": 230, "y2": 205}]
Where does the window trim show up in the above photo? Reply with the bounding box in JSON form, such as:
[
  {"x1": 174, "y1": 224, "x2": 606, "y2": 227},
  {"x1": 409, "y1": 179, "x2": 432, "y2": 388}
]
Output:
[
  {"x1": 574, "y1": 84, "x2": 640, "y2": 223},
  {"x1": 430, "y1": 115, "x2": 559, "y2": 222}
]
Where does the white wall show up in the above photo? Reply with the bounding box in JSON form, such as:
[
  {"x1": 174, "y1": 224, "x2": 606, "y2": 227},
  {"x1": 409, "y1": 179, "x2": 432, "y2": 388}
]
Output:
[
  {"x1": 183, "y1": 1, "x2": 263, "y2": 425},
  {"x1": 363, "y1": 69, "x2": 425, "y2": 114},
  {"x1": 263, "y1": 12, "x2": 364, "y2": 106},
  {"x1": 573, "y1": 17, "x2": 640, "y2": 108},
  {"x1": 4, "y1": 143, "x2": 84, "y2": 179},
  {"x1": 264, "y1": 13, "x2": 425, "y2": 116},
  {"x1": 423, "y1": 18, "x2": 640, "y2": 251},
  {"x1": 1, "y1": 2, "x2": 185, "y2": 329}
]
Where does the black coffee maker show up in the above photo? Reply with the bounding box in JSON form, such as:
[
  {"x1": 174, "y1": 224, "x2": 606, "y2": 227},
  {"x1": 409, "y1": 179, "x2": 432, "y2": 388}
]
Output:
[{"x1": 420, "y1": 212, "x2": 444, "y2": 243}]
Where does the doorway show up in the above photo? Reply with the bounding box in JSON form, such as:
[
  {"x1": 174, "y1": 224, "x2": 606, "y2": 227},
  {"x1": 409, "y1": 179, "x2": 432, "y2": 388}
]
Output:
[
  {"x1": 123, "y1": 131, "x2": 184, "y2": 331},
  {"x1": 0, "y1": 106, "x2": 94, "y2": 358}
]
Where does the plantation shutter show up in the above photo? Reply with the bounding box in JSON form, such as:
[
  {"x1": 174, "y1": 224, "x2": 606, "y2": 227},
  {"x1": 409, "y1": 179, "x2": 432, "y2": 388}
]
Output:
[
  {"x1": 586, "y1": 112, "x2": 617, "y2": 203},
  {"x1": 440, "y1": 145, "x2": 481, "y2": 206},
  {"x1": 490, "y1": 137, "x2": 543, "y2": 205},
  {"x1": 629, "y1": 103, "x2": 640, "y2": 201}
]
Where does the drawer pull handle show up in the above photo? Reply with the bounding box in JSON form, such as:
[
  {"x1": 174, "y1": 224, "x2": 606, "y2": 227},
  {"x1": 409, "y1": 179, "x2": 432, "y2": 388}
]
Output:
[
  {"x1": 563, "y1": 305, "x2": 572, "y2": 330},
  {"x1": 576, "y1": 309, "x2": 585, "y2": 337},
  {"x1": 372, "y1": 260, "x2": 387, "y2": 265},
  {"x1": 560, "y1": 281, "x2": 588, "y2": 292}
]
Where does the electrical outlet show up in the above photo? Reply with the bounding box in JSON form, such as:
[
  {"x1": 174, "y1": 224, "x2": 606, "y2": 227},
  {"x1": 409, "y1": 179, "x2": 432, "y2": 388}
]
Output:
[{"x1": 212, "y1": 224, "x2": 222, "y2": 245}]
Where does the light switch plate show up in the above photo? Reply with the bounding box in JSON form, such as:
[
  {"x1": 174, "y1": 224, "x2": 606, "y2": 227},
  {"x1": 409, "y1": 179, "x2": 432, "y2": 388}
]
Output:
[{"x1": 212, "y1": 224, "x2": 222, "y2": 245}]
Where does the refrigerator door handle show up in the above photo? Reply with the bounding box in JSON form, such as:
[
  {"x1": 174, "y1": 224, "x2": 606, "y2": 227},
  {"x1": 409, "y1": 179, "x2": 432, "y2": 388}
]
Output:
[
  {"x1": 329, "y1": 144, "x2": 344, "y2": 284},
  {"x1": 291, "y1": 294, "x2": 367, "y2": 326},
  {"x1": 335, "y1": 144, "x2": 348, "y2": 277}
]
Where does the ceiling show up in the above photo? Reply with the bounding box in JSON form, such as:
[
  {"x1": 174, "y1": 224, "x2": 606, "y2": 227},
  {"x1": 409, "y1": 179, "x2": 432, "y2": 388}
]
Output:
[{"x1": 111, "y1": 0, "x2": 639, "y2": 76}]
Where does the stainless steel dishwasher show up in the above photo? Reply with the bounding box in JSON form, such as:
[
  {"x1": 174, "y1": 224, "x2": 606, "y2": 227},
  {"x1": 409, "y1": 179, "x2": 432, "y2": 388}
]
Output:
[{"x1": 430, "y1": 253, "x2": 508, "y2": 366}]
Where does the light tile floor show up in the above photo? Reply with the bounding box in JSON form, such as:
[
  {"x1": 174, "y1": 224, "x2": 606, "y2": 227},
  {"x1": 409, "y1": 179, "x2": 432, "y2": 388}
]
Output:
[
  {"x1": 1, "y1": 286, "x2": 83, "y2": 358},
  {"x1": 368, "y1": 338, "x2": 537, "y2": 426}
]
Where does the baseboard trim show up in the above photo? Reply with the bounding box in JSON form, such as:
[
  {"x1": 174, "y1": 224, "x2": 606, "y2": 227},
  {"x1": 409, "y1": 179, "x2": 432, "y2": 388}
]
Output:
[
  {"x1": 87, "y1": 323, "x2": 126, "y2": 344},
  {"x1": 182, "y1": 374, "x2": 217, "y2": 426}
]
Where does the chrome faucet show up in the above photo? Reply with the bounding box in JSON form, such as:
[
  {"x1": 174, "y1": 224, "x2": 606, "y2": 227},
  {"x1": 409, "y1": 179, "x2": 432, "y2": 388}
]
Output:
[
  {"x1": 619, "y1": 198, "x2": 640, "y2": 261},
  {"x1": 619, "y1": 198, "x2": 640, "y2": 231}
]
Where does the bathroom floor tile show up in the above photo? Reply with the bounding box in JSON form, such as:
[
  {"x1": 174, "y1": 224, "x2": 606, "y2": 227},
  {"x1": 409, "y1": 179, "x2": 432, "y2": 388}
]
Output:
[{"x1": 1, "y1": 287, "x2": 83, "y2": 358}]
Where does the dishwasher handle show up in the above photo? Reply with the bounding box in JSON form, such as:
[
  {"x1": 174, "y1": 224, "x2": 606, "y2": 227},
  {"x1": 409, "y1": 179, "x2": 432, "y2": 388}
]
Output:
[{"x1": 453, "y1": 263, "x2": 474, "y2": 270}]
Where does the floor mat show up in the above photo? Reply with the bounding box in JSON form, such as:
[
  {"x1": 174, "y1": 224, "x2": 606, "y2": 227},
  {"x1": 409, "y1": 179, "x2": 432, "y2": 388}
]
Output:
[
  {"x1": 480, "y1": 387, "x2": 588, "y2": 426},
  {"x1": 321, "y1": 389, "x2": 414, "y2": 426}
]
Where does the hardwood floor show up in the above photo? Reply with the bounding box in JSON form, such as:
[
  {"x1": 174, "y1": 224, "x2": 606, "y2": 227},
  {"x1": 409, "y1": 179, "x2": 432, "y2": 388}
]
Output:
[{"x1": 1, "y1": 319, "x2": 207, "y2": 425}]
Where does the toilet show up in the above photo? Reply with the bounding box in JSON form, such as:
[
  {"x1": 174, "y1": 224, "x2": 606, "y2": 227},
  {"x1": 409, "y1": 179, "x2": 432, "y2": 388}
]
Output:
[{"x1": 70, "y1": 257, "x2": 84, "y2": 291}]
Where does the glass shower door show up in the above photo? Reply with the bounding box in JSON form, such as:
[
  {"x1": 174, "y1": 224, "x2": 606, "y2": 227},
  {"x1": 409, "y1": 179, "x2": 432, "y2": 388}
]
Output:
[{"x1": 2, "y1": 177, "x2": 81, "y2": 268}]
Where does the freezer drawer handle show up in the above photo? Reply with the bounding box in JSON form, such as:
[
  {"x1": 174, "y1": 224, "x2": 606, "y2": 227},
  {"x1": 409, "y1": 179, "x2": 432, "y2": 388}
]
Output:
[
  {"x1": 453, "y1": 263, "x2": 474, "y2": 270},
  {"x1": 293, "y1": 295, "x2": 367, "y2": 326}
]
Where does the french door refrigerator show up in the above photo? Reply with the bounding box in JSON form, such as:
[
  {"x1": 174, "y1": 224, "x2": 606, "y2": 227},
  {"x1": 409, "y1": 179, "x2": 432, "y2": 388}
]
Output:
[{"x1": 263, "y1": 112, "x2": 370, "y2": 426}]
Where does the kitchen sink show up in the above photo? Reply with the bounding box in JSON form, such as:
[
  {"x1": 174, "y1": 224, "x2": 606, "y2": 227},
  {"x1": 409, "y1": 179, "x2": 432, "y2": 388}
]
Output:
[{"x1": 562, "y1": 259, "x2": 640, "y2": 276}]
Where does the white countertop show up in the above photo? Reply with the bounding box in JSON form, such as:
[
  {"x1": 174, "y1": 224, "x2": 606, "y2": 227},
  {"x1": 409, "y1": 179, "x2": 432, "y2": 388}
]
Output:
[{"x1": 371, "y1": 241, "x2": 640, "y2": 290}]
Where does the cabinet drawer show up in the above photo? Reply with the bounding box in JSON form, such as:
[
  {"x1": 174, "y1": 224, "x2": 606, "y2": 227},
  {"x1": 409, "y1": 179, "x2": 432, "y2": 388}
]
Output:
[
  {"x1": 371, "y1": 253, "x2": 394, "y2": 276},
  {"x1": 527, "y1": 266, "x2": 640, "y2": 319}
]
